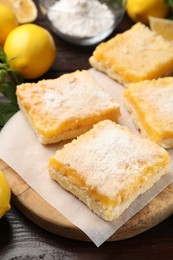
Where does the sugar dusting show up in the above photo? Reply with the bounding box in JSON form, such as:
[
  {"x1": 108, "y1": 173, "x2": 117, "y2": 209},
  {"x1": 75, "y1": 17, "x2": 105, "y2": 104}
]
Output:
[
  {"x1": 55, "y1": 120, "x2": 168, "y2": 198},
  {"x1": 42, "y1": 90, "x2": 65, "y2": 109},
  {"x1": 41, "y1": 70, "x2": 119, "y2": 120}
]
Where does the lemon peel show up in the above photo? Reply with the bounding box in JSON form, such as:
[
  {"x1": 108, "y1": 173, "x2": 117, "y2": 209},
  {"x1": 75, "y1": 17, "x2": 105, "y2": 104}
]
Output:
[
  {"x1": 4, "y1": 23, "x2": 56, "y2": 79},
  {"x1": 0, "y1": 170, "x2": 11, "y2": 218},
  {"x1": 0, "y1": 4, "x2": 18, "y2": 46},
  {"x1": 126, "y1": 0, "x2": 170, "y2": 24}
]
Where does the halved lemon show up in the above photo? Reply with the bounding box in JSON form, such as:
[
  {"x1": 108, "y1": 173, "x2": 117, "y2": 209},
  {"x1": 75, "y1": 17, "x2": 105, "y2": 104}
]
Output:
[
  {"x1": 0, "y1": 0, "x2": 38, "y2": 23},
  {"x1": 149, "y1": 16, "x2": 173, "y2": 41}
]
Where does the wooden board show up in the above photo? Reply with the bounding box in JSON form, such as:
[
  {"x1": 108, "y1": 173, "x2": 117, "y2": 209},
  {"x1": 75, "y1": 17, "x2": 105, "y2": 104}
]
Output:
[{"x1": 1, "y1": 158, "x2": 173, "y2": 242}]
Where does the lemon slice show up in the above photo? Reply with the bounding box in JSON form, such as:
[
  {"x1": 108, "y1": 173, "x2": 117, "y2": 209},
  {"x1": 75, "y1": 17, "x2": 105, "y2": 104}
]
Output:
[
  {"x1": 0, "y1": 0, "x2": 38, "y2": 24},
  {"x1": 149, "y1": 16, "x2": 173, "y2": 41},
  {"x1": 0, "y1": 170, "x2": 11, "y2": 218}
]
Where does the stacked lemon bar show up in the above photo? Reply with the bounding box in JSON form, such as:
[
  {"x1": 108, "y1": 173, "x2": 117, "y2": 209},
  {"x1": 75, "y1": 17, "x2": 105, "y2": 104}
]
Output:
[{"x1": 16, "y1": 23, "x2": 172, "y2": 221}]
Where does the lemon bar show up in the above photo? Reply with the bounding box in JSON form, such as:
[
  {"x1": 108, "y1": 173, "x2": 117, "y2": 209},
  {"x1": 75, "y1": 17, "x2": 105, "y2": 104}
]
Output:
[
  {"x1": 16, "y1": 70, "x2": 120, "y2": 144},
  {"x1": 48, "y1": 120, "x2": 170, "y2": 221},
  {"x1": 89, "y1": 23, "x2": 173, "y2": 85},
  {"x1": 124, "y1": 77, "x2": 173, "y2": 148}
]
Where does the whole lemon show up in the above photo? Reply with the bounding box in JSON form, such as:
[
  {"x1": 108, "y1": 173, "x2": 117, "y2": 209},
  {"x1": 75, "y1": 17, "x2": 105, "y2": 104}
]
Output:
[
  {"x1": 126, "y1": 0, "x2": 170, "y2": 24},
  {"x1": 4, "y1": 24, "x2": 56, "y2": 79},
  {"x1": 0, "y1": 4, "x2": 18, "y2": 46},
  {"x1": 0, "y1": 170, "x2": 11, "y2": 218}
]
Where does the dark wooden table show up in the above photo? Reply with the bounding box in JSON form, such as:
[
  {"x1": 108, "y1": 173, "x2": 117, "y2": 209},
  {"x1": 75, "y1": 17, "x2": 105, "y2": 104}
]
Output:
[{"x1": 0, "y1": 1, "x2": 173, "y2": 259}]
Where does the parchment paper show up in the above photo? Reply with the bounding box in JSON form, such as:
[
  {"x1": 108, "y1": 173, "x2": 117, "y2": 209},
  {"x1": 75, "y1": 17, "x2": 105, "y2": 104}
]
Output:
[{"x1": 0, "y1": 69, "x2": 173, "y2": 247}]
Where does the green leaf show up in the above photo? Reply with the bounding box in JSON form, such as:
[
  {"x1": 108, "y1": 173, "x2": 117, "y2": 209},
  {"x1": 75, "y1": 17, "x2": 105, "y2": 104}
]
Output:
[
  {"x1": 0, "y1": 70, "x2": 8, "y2": 83},
  {"x1": 2, "y1": 81, "x2": 18, "y2": 104},
  {"x1": 165, "y1": 0, "x2": 173, "y2": 7},
  {"x1": 0, "y1": 102, "x2": 19, "y2": 126},
  {"x1": 0, "y1": 47, "x2": 8, "y2": 64},
  {"x1": 9, "y1": 69, "x2": 24, "y2": 85},
  {"x1": 0, "y1": 81, "x2": 6, "y2": 92},
  {"x1": 0, "y1": 47, "x2": 23, "y2": 126},
  {"x1": 0, "y1": 63, "x2": 9, "y2": 70}
]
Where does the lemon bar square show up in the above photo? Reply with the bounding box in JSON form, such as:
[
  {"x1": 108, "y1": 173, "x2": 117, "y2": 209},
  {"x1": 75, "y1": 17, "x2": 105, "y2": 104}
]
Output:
[
  {"x1": 124, "y1": 77, "x2": 173, "y2": 148},
  {"x1": 48, "y1": 120, "x2": 170, "y2": 221},
  {"x1": 16, "y1": 70, "x2": 120, "y2": 144},
  {"x1": 89, "y1": 23, "x2": 173, "y2": 85}
]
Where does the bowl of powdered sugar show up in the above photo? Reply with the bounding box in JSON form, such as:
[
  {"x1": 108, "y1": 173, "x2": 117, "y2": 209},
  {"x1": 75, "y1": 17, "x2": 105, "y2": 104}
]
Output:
[{"x1": 39, "y1": 0, "x2": 127, "y2": 46}]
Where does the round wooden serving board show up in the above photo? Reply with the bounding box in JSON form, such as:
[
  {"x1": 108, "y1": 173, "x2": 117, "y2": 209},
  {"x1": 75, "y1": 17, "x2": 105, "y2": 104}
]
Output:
[{"x1": 1, "y1": 159, "x2": 173, "y2": 242}]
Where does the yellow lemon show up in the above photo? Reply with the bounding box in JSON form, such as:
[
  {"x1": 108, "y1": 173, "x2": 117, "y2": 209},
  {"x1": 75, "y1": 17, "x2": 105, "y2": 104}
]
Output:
[
  {"x1": 4, "y1": 24, "x2": 56, "y2": 79},
  {"x1": 0, "y1": 4, "x2": 18, "y2": 46},
  {"x1": 0, "y1": 170, "x2": 11, "y2": 218},
  {"x1": 126, "y1": 0, "x2": 170, "y2": 24},
  {"x1": 0, "y1": 0, "x2": 37, "y2": 24},
  {"x1": 149, "y1": 16, "x2": 173, "y2": 41}
]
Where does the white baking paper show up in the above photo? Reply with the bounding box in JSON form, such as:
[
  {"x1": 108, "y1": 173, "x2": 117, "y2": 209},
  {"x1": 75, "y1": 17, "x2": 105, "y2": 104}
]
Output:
[{"x1": 0, "y1": 69, "x2": 173, "y2": 247}]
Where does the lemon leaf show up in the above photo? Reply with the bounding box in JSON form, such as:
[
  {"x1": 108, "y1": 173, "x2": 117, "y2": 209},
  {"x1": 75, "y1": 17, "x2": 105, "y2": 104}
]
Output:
[
  {"x1": 0, "y1": 70, "x2": 8, "y2": 83},
  {"x1": 0, "y1": 47, "x2": 23, "y2": 126},
  {"x1": 1, "y1": 82, "x2": 18, "y2": 104},
  {"x1": 0, "y1": 102, "x2": 19, "y2": 126},
  {"x1": 0, "y1": 47, "x2": 8, "y2": 64},
  {"x1": 165, "y1": 0, "x2": 173, "y2": 7},
  {"x1": 9, "y1": 69, "x2": 24, "y2": 85}
]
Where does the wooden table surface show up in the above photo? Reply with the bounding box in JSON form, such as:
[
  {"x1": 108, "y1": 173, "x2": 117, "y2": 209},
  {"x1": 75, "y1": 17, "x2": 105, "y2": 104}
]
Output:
[{"x1": 0, "y1": 1, "x2": 173, "y2": 259}]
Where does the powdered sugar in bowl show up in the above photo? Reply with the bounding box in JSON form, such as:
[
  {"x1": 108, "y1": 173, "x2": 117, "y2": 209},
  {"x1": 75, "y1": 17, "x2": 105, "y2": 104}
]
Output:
[{"x1": 39, "y1": 0, "x2": 127, "y2": 46}]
